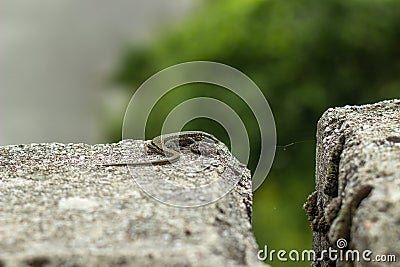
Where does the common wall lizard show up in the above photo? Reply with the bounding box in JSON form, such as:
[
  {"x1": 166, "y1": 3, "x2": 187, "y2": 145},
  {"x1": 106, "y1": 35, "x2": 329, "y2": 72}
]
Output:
[{"x1": 100, "y1": 131, "x2": 219, "y2": 166}]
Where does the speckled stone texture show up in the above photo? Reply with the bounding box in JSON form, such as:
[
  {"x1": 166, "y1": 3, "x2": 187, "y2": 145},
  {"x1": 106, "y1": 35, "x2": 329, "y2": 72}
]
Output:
[
  {"x1": 0, "y1": 138, "x2": 265, "y2": 267},
  {"x1": 305, "y1": 99, "x2": 400, "y2": 267}
]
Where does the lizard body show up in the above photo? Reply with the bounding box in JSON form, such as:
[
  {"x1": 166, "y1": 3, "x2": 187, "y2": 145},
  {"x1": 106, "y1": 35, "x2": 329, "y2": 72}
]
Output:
[{"x1": 100, "y1": 131, "x2": 219, "y2": 166}]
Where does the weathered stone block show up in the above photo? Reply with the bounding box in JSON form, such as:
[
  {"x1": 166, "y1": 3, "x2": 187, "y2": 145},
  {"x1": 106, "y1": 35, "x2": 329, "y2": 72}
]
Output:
[
  {"x1": 305, "y1": 99, "x2": 400, "y2": 266},
  {"x1": 0, "y1": 138, "x2": 265, "y2": 267}
]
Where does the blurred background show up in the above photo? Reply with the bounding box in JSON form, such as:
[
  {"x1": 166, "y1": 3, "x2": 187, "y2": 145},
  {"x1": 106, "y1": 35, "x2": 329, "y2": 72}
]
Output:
[
  {"x1": 0, "y1": 0, "x2": 199, "y2": 145},
  {"x1": 2, "y1": 0, "x2": 400, "y2": 266}
]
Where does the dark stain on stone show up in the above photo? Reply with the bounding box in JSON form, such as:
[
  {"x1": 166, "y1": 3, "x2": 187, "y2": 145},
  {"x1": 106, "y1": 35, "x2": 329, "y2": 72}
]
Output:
[
  {"x1": 387, "y1": 136, "x2": 400, "y2": 143},
  {"x1": 24, "y1": 257, "x2": 50, "y2": 267}
]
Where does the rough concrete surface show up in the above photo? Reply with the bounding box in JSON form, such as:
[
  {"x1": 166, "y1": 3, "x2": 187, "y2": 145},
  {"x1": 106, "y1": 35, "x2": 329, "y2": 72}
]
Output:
[
  {"x1": 0, "y1": 137, "x2": 266, "y2": 266},
  {"x1": 305, "y1": 99, "x2": 400, "y2": 267}
]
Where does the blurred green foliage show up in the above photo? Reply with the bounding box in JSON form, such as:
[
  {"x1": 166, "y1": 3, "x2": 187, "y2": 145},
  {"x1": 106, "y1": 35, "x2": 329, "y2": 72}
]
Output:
[{"x1": 110, "y1": 0, "x2": 400, "y2": 265}]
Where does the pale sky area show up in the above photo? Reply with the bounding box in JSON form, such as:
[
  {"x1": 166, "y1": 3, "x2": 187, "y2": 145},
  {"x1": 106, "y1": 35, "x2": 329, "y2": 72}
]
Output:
[{"x1": 0, "y1": 0, "x2": 199, "y2": 145}]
